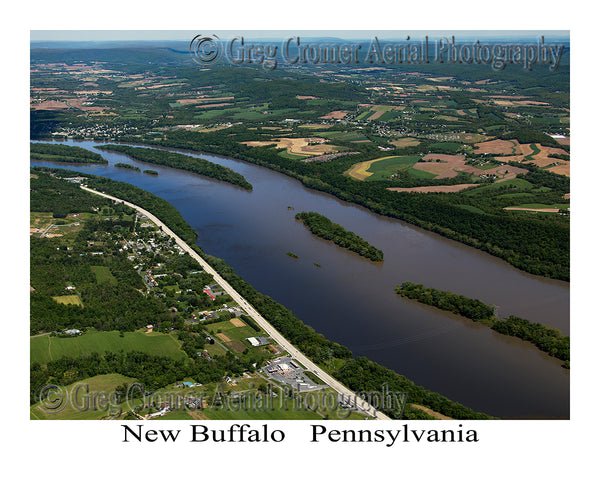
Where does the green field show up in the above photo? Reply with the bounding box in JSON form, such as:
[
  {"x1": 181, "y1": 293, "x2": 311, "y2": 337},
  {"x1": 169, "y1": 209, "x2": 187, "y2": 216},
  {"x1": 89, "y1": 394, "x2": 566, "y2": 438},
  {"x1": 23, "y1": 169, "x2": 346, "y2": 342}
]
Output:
[
  {"x1": 508, "y1": 203, "x2": 570, "y2": 210},
  {"x1": 455, "y1": 205, "x2": 488, "y2": 215},
  {"x1": 463, "y1": 178, "x2": 534, "y2": 195},
  {"x1": 406, "y1": 167, "x2": 438, "y2": 180},
  {"x1": 30, "y1": 329, "x2": 187, "y2": 365},
  {"x1": 318, "y1": 130, "x2": 369, "y2": 142},
  {"x1": 30, "y1": 373, "x2": 136, "y2": 420},
  {"x1": 206, "y1": 319, "x2": 260, "y2": 343},
  {"x1": 52, "y1": 294, "x2": 83, "y2": 306},
  {"x1": 429, "y1": 142, "x2": 462, "y2": 153},
  {"x1": 90, "y1": 266, "x2": 117, "y2": 285},
  {"x1": 364, "y1": 155, "x2": 421, "y2": 181}
]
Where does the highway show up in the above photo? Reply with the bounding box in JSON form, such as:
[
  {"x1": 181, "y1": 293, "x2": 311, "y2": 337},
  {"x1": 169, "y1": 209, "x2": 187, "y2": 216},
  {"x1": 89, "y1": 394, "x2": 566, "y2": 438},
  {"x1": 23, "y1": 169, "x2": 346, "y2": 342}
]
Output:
[{"x1": 81, "y1": 185, "x2": 390, "y2": 420}]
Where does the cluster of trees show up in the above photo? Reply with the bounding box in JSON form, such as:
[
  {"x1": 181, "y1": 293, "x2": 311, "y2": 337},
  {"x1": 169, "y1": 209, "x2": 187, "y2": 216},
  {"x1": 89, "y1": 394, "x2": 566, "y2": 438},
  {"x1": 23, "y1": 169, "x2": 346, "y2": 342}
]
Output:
[
  {"x1": 397, "y1": 282, "x2": 495, "y2": 320},
  {"x1": 96, "y1": 145, "x2": 253, "y2": 191},
  {"x1": 492, "y1": 316, "x2": 569, "y2": 364},
  {"x1": 114, "y1": 162, "x2": 140, "y2": 171},
  {"x1": 397, "y1": 281, "x2": 569, "y2": 366},
  {"x1": 31, "y1": 172, "x2": 110, "y2": 217},
  {"x1": 30, "y1": 142, "x2": 107, "y2": 164},
  {"x1": 499, "y1": 129, "x2": 559, "y2": 147},
  {"x1": 295, "y1": 211, "x2": 384, "y2": 262}
]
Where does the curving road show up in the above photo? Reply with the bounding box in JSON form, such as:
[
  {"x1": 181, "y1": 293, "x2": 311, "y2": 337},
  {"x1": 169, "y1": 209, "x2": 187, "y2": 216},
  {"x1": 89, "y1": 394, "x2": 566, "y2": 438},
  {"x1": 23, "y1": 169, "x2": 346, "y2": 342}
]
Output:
[{"x1": 81, "y1": 185, "x2": 390, "y2": 420}]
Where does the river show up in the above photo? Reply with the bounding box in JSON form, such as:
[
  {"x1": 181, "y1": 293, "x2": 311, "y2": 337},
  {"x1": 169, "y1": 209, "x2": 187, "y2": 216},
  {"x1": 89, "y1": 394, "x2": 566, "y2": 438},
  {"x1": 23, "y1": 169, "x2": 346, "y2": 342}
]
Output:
[{"x1": 31, "y1": 139, "x2": 570, "y2": 419}]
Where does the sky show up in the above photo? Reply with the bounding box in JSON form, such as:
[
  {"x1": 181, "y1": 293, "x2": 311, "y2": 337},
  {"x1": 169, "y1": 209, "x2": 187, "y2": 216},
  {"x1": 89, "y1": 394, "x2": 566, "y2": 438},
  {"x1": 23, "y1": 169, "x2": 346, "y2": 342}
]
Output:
[{"x1": 30, "y1": 30, "x2": 570, "y2": 43}]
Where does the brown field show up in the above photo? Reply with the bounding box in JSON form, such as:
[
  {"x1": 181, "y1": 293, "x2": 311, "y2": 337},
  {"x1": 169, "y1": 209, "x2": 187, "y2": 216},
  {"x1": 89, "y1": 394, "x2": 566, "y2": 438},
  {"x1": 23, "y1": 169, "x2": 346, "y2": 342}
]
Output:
[
  {"x1": 391, "y1": 137, "x2": 421, "y2": 148},
  {"x1": 297, "y1": 95, "x2": 319, "y2": 99},
  {"x1": 497, "y1": 143, "x2": 569, "y2": 169},
  {"x1": 413, "y1": 154, "x2": 528, "y2": 180},
  {"x1": 177, "y1": 97, "x2": 234, "y2": 105},
  {"x1": 230, "y1": 318, "x2": 246, "y2": 327},
  {"x1": 216, "y1": 333, "x2": 231, "y2": 342},
  {"x1": 548, "y1": 164, "x2": 570, "y2": 177},
  {"x1": 387, "y1": 184, "x2": 479, "y2": 193},
  {"x1": 320, "y1": 110, "x2": 347, "y2": 119},
  {"x1": 504, "y1": 207, "x2": 560, "y2": 213},
  {"x1": 30, "y1": 100, "x2": 69, "y2": 110},
  {"x1": 299, "y1": 124, "x2": 332, "y2": 129},
  {"x1": 242, "y1": 137, "x2": 336, "y2": 156},
  {"x1": 196, "y1": 103, "x2": 234, "y2": 108},
  {"x1": 367, "y1": 110, "x2": 386, "y2": 121},
  {"x1": 410, "y1": 404, "x2": 453, "y2": 420},
  {"x1": 474, "y1": 139, "x2": 518, "y2": 155},
  {"x1": 227, "y1": 340, "x2": 247, "y2": 354},
  {"x1": 437, "y1": 115, "x2": 459, "y2": 121},
  {"x1": 563, "y1": 193, "x2": 570, "y2": 200},
  {"x1": 413, "y1": 154, "x2": 466, "y2": 178}
]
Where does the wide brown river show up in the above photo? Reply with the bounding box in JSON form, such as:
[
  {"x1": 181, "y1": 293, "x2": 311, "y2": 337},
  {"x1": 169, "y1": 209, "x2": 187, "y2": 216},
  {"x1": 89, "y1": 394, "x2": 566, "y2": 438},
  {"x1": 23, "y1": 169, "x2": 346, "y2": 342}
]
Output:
[{"x1": 31, "y1": 139, "x2": 570, "y2": 418}]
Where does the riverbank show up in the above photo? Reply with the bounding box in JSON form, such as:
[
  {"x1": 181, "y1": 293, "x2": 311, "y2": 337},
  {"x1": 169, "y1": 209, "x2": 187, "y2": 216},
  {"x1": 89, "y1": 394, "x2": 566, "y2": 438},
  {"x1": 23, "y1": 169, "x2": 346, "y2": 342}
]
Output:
[{"x1": 30, "y1": 141, "x2": 569, "y2": 418}]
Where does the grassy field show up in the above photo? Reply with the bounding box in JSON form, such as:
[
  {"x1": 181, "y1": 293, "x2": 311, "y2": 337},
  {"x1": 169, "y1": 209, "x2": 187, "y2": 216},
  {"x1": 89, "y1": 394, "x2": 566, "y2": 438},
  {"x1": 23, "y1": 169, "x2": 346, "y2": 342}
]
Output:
[
  {"x1": 52, "y1": 294, "x2": 83, "y2": 306},
  {"x1": 30, "y1": 373, "x2": 136, "y2": 420},
  {"x1": 463, "y1": 178, "x2": 533, "y2": 195},
  {"x1": 346, "y1": 155, "x2": 421, "y2": 181},
  {"x1": 30, "y1": 329, "x2": 186, "y2": 364},
  {"x1": 90, "y1": 266, "x2": 117, "y2": 285},
  {"x1": 365, "y1": 155, "x2": 421, "y2": 181},
  {"x1": 206, "y1": 319, "x2": 259, "y2": 343},
  {"x1": 318, "y1": 130, "x2": 369, "y2": 142},
  {"x1": 429, "y1": 142, "x2": 463, "y2": 153}
]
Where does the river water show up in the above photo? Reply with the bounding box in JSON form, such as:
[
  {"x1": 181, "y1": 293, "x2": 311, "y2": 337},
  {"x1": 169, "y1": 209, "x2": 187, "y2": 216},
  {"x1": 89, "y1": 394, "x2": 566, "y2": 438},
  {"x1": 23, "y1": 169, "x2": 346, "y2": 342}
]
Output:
[{"x1": 31, "y1": 139, "x2": 570, "y2": 419}]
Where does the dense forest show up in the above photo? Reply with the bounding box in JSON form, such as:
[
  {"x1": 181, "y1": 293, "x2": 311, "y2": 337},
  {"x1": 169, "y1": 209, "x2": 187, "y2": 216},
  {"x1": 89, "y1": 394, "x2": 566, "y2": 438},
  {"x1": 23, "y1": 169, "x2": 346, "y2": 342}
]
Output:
[
  {"x1": 396, "y1": 281, "x2": 569, "y2": 366},
  {"x1": 295, "y1": 211, "x2": 384, "y2": 262},
  {"x1": 30, "y1": 142, "x2": 107, "y2": 164},
  {"x1": 96, "y1": 144, "x2": 253, "y2": 191}
]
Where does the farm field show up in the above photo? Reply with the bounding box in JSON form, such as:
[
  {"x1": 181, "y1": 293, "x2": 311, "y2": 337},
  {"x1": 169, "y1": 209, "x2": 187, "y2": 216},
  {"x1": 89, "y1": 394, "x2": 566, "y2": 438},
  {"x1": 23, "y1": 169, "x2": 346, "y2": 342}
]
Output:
[
  {"x1": 90, "y1": 266, "x2": 117, "y2": 285},
  {"x1": 52, "y1": 294, "x2": 83, "y2": 306},
  {"x1": 205, "y1": 319, "x2": 263, "y2": 352},
  {"x1": 387, "y1": 184, "x2": 479, "y2": 193},
  {"x1": 346, "y1": 155, "x2": 421, "y2": 181},
  {"x1": 474, "y1": 139, "x2": 570, "y2": 175},
  {"x1": 463, "y1": 178, "x2": 534, "y2": 195},
  {"x1": 30, "y1": 329, "x2": 187, "y2": 365},
  {"x1": 390, "y1": 137, "x2": 421, "y2": 148},
  {"x1": 30, "y1": 373, "x2": 137, "y2": 420},
  {"x1": 242, "y1": 137, "x2": 338, "y2": 157}
]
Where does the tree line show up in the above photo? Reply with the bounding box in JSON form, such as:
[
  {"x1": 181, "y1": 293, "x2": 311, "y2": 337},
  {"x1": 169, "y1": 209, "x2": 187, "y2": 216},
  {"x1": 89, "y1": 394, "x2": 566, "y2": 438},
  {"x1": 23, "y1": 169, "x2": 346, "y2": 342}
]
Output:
[
  {"x1": 31, "y1": 142, "x2": 107, "y2": 164},
  {"x1": 396, "y1": 281, "x2": 569, "y2": 367},
  {"x1": 295, "y1": 211, "x2": 384, "y2": 262},
  {"x1": 96, "y1": 144, "x2": 253, "y2": 191}
]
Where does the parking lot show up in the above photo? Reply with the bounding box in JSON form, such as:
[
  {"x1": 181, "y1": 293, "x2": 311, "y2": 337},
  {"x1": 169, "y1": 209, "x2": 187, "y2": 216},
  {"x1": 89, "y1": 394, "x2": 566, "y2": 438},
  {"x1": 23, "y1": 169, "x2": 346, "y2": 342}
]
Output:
[{"x1": 262, "y1": 356, "x2": 325, "y2": 392}]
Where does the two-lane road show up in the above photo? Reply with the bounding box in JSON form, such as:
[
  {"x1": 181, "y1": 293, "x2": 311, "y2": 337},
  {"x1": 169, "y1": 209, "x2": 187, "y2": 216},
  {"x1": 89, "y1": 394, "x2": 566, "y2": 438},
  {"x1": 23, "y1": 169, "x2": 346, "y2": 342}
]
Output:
[{"x1": 81, "y1": 185, "x2": 390, "y2": 420}]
